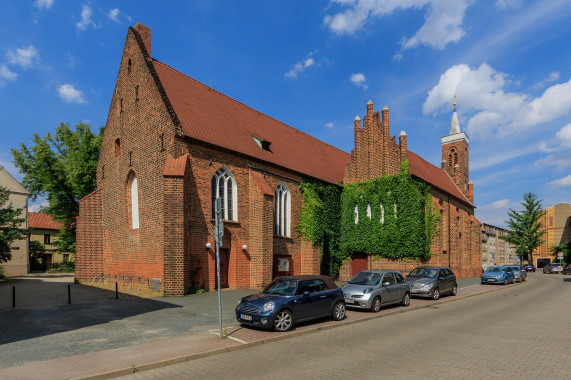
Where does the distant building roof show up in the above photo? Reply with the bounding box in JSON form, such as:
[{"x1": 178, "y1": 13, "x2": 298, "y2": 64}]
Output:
[{"x1": 28, "y1": 212, "x2": 61, "y2": 230}]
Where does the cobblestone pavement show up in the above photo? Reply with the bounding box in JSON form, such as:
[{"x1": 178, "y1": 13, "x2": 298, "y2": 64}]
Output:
[
  {"x1": 116, "y1": 273, "x2": 571, "y2": 380},
  {"x1": 0, "y1": 273, "x2": 482, "y2": 370}
]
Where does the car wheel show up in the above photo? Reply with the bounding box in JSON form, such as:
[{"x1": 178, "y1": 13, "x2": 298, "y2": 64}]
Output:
[
  {"x1": 503, "y1": 279, "x2": 507, "y2": 285},
  {"x1": 451, "y1": 284, "x2": 457, "y2": 296},
  {"x1": 401, "y1": 292, "x2": 410, "y2": 306},
  {"x1": 332, "y1": 301, "x2": 346, "y2": 321},
  {"x1": 371, "y1": 297, "x2": 382, "y2": 313},
  {"x1": 273, "y1": 310, "x2": 293, "y2": 332},
  {"x1": 432, "y1": 288, "x2": 440, "y2": 300},
  {"x1": 511, "y1": 277, "x2": 515, "y2": 284}
]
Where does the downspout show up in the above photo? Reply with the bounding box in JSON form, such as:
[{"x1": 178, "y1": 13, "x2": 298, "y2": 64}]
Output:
[{"x1": 448, "y1": 194, "x2": 451, "y2": 270}]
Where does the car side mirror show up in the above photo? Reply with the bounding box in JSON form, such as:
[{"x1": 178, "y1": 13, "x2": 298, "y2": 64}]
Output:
[
  {"x1": 382, "y1": 282, "x2": 390, "y2": 286},
  {"x1": 303, "y1": 291, "x2": 311, "y2": 297}
]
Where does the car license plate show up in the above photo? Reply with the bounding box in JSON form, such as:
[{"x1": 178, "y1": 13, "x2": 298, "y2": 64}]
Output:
[
  {"x1": 345, "y1": 299, "x2": 355, "y2": 304},
  {"x1": 240, "y1": 314, "x2": 252, "y2": 321}
]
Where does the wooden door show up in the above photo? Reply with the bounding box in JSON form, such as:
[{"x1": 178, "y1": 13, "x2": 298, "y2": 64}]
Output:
[{"x1": 351, "y1": 253, "x2": 368, "y2": 276}]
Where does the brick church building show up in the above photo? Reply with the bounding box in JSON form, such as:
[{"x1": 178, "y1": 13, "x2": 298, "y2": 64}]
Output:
[{"x1": 75, "y1": 24, "x2": 481, "y2": 296}]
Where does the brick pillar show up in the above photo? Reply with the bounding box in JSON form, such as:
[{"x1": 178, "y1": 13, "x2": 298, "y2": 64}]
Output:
[
  {"x1": 75, "y1": 189, "x2": 103, "y2": 284},
  {"x1": 163, "y1": 155, "x2": 190, "y2": 296}
]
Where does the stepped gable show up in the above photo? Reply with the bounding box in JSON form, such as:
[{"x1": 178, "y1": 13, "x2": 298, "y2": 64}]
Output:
[
  {"x1": 28, "y1": 212, "x2": 61, "y2": 230},
  {"x1": 152, "y1": 59, "x2": 350, "y2": 184}
]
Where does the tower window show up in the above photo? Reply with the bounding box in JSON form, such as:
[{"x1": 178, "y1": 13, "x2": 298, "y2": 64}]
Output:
[
  {"x1": 275, "y1": 183, "x2": 291, "y2": 237},
  {"x1": 135, "y1": 85, "x2": 139, "y2": 102},
  {"x1": 128, "y1": 58, "x2": 132, "y2": 74},
  {"x1": 115, "y1": 138, "x2": 121, "y2": 157}
]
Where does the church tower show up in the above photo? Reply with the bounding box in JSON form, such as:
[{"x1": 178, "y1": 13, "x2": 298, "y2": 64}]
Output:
[{"x1": 441, "y1": 96, "x2": 473, "y2": 203}]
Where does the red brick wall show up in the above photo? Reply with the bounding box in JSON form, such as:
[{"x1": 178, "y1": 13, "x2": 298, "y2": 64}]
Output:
[{"x1": 75, "y1": 189, "x2": 103, "y2": 283}]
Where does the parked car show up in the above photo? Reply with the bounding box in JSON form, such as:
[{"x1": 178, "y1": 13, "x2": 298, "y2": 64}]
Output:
[
  {"x1": 508, "y1": 265, "x2": 526, "y2": 282},
  {"x1": 563, "y1": 265, "x2": 571, "y2": 275},
  {"x1": 523, "y1": 264, "x2": 536, "y2": 272},
  {"x1": 341, "y1": 270, "x2": 410, "y2": 312},
  {"x1": 235, "y1": 275, "x2": 346, "y2": 332},
  {"x1": 543, "y1": 263, "x2": 563, "y2": 274},
  {"x1": 405, "y1": 266, "x2": 457, "y2": 300},
  {"x1": 481, "y1": 266, "x2": 515, "y2": 285}
]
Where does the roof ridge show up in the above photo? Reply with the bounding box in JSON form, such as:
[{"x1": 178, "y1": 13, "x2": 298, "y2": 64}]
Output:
[{"x1": 152, "y1": 59, "x2": 351, "y2": 156}]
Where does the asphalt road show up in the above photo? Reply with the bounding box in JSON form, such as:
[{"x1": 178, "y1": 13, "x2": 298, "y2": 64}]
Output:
[{"x1": 116, "y1": 272, "x2": 571, "y2": 380}]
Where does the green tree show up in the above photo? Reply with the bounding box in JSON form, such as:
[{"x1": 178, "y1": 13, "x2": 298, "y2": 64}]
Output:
[
  {"x1": 11, "y1": 122, "x2": 104, "y2": 254},
  {"x1": 501, "y1": 192, "x2": 545, "y2": 265},
  {"x1": 0, "y1": 186, "x2": 27, "y2": 263},
  {"x1": 550, "y1": 241, "x2": 571, "y2": 265},
  {"x1": 29, "y1": 240, "x2": 47, "y2": 271}
]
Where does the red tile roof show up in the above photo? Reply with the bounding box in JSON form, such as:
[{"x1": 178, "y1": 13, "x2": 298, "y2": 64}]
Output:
[
  {"x1": 250, "y1": 170, "x2": 274, "y2": 196},
  {"x1": 28, "y1": 212, "x2": 61, "y2": 230},
  {"x1": 153, "y1": 60, "x2": 350, "y2": 184},
  {"x1": 408, "y1": 152, "x2": 472, "y2": 205},
  {"x1": 152, "y1": 59, "x2": 473, "y2": 207}
]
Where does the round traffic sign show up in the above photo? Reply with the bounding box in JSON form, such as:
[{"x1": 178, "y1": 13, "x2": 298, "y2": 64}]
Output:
[{"x1": 558, "y1": 252, "x2": 564, "y2": 258}]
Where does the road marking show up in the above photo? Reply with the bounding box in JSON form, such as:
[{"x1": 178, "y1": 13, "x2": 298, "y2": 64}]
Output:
[{"x1": 208, "y1": 328, "x2": 249, "y2": 344}]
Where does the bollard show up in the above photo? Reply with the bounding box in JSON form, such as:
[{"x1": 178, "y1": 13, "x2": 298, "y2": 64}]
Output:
[
  {"x1": 12, "y1": 286, "x2": 15, "y2": 308},
  {"x1": 68, "y1": 283, "x2": 71, "y2": 304},
  {"x1": 115, "y1": 282, "x2": 118, "y2": 300}
]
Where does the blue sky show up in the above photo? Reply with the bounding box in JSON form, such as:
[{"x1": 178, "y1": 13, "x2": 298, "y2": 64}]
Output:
[{"x1": 0, "y1": 0, "x2": 570, "y2": 227}]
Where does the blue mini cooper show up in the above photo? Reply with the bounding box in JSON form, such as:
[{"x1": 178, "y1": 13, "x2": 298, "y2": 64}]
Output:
[{"x1": 236, "y1": 275, "x2": 346, "y2": 332}]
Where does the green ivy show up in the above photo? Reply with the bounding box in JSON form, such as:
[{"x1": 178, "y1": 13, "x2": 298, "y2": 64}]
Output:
[{"x1": 298, "y1": 160, "x2": 439, "y2": 277}]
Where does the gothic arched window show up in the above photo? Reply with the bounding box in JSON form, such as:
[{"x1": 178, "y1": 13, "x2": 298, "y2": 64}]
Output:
[
  {"x1": 275, "y1": 183, "x2": 291, "y2": 237},
  {"x1": 211, "y1": 168, "x2": 238, "y2": 221},
  {"x1": 127, "y1": 172, "x2": 139, "y2": 229}
]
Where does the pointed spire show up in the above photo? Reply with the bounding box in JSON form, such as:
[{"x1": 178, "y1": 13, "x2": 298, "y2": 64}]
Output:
[{"x1": 449, "y1": 95, "x2": 460, "y2": 135}]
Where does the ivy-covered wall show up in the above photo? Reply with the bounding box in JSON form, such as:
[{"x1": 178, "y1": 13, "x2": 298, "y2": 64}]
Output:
[{"x1": 299, "y1": 161, "x2": 439, "y2": 277}]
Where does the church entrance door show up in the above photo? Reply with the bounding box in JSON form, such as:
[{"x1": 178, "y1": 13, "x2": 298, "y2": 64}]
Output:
[{"x1": 351, "y1": 253, "x2": 368, "y2": 276}]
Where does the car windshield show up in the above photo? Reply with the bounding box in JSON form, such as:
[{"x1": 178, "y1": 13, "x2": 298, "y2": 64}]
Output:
[
  {"x1": 262, "y1": 279, "x2": 299, "y2": 296},
  {"x1": 509, "y1": 266, "x2": 520, "y2": 271},
  {"x1": 552, "y1": 264, "x2": 561, "y2": 267},
  {"x1": 408, "y1": 268, "x2": 439, "y2": 278},
  {"x1": 348, "y1": 272, "x2": 382, "y2": 286},
  {"x1": 486, "y1": 267, "x2": 505, "y2": 273}
]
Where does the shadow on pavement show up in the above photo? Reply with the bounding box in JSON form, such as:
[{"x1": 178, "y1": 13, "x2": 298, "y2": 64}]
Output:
[{"x1": 0, "y1": 277, "x2": 181, "y2": 345}]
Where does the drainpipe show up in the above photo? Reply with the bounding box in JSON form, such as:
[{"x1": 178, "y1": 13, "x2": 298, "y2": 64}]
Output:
[{"x1": 448, "y1": 194, "x2": 451, "y2": 270}]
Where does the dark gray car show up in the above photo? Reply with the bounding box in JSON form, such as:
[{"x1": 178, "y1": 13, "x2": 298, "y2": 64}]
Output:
[
  {"x1": 341, "y1": 270, "x2": 410, "y2": 312},
  {"x1": 406, "y1": 266, "x2": 457, "y2": 300}
]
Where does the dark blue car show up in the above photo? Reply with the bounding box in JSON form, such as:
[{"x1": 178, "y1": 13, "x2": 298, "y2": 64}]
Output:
[{"x1": 236, "y1": 275, "x2": 346, "y2": 332}]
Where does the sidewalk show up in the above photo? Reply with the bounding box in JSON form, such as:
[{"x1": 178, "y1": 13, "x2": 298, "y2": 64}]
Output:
[{"x1": 0, "y1": 274, "x2": 519, "y2": 380}]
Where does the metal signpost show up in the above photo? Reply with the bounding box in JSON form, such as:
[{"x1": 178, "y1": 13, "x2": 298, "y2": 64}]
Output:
[
  {"x1": 214, "y1": 198, "x2": 224, "y2": 339},
  {"x1": 558, "y1": 252, "x2": 564, "y2": 265}
]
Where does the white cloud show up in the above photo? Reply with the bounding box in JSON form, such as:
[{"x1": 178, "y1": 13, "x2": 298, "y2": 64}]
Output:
[
  {"x1": 284, "y1": 57, "x2": 315, "y2": 79},
  {"x1": 496, "y1": 0, "x2": 523, "y2": 10},
  {"x1": 325, "y1": 122, "x2": 334, "y2": 128},
  {"x1": 6, "y1": 46, "x2": 39, "y2": 69},
  {"x1": 29, "y1": 200, "x2": 50, "y2": 213},
  {"x1": 35, "y1": 0, "x2": 54, "y2": 10},
  {"x1": 534, "y1": 71, "x2": 560, "y2": 89},
  {"x1": 350, "y1": 73, "x2": 368, "y2": 89},
  {"x1": 423, "y1": 63, "x2": 571, "y2": 139},
  {"x1": 548, "y1": 174, "x2": 571, "y2": 187},
  {"x1": 76, "y1": 5, "x2": 96, "y2": 30},
  {"x1": 108, "y1": 8, "x2": 120, "y2": 22},
  {"x1": 57, "y1": 84, "x2": 86, "y2": 104},
  {"x1": 534, "y1": 152, "x2": 571, "y2": 170},
  {"x1": 556, "y1": 123, "x2": 571, "y2": 147},
  {"x1": 476, "y1": 198, "x2": 517, "y2": 227},
  {"x1": 0, "y1": 64, "x2": 17, "y2": 86},
  {"x1": 324, "y1": 0, "x2": 471, "y2": 50}
]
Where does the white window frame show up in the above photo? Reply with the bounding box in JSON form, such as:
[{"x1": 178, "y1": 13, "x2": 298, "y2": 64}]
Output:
[
  {"x1": 275, "y1": 183, "x2": 291, "y2": 237},
  {"x1": 212, "y1": 168, "x2": 238, "y2": 221}
]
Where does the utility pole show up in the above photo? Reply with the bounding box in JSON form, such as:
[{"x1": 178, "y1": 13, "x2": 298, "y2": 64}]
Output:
[{"x1": 214, "y1": 198, "x2": 224, "y2": 339}]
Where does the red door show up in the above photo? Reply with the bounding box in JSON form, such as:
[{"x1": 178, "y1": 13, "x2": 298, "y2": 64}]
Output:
[
  {"x1": 216, "y1": 249, "x2": 229, "y2": 289},
  {"x1": 351, "y1": 253, "x2": 368, "y2": 276}
]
